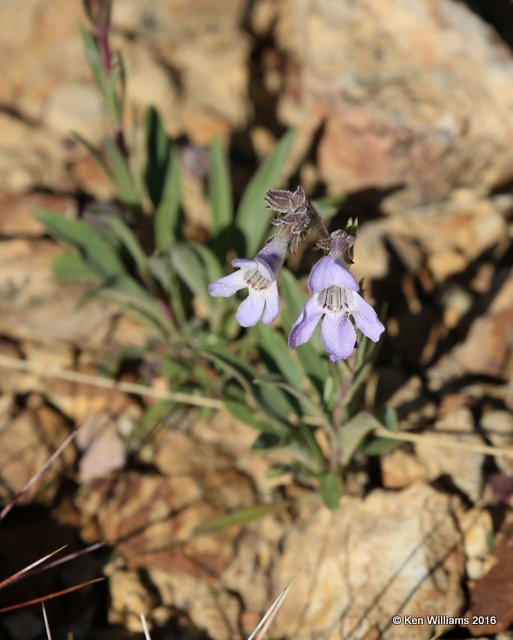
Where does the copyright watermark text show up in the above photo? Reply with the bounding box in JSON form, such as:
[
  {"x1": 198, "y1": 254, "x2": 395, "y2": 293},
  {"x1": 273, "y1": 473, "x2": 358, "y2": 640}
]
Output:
[{"x1": 391, "y1": 615, "x2": 497, "y2": 626}]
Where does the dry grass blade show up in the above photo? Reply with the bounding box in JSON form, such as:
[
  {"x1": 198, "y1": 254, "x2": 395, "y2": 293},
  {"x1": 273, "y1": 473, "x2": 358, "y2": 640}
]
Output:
[
  {"x1": 42, "y1": 602, "x2": 53, "y2": 640},
  {"x1": 27, "y1": 542, "x2": 106, "y2": 577},
  {"x1": 140, "y1": 613, "x2": 152, "y2": 640},
  {"x1": 0, "y1": 546, "x2": 67, "y2": 591},
  {"x1": 0, "y1": 577, "x2": 105, "y2": 614},
  {"x1": 0, "y1": 354, "x2": 223, "y2": 410},
  {"x1": 0, "y1": 428, "x2": 78, "y2": 522},
  {"x1": 247, "y1": 581, "x2": 293, "y2": 640},
  {"x1": 373, "y1": 425, "x2": 513, "y2": 458}
]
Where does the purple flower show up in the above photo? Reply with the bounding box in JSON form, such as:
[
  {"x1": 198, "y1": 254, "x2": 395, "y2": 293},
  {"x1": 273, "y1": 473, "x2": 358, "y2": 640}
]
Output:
[
  {"x1": 208, "y1": 235, "x2": 287, "y2": 327},
  {"x1": 288, "y1": 256, "x2": 385, "y2": 361}
]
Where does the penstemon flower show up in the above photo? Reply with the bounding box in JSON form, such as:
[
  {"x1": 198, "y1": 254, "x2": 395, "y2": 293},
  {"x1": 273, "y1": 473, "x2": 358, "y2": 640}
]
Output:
[
  {"x1": 288, "y1": 235, "x2": 385, "y2": 361},
  {"x1": 208, "y1": 233, "x2": 288, "y2": 327}
]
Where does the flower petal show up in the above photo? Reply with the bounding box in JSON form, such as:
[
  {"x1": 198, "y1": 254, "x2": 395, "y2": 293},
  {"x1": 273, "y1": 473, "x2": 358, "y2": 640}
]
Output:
[
  {"x1": 320, "y1": 315, "x2": 357, "y2": 361},
  {"x1": 262, "y1": 281, "x2": 280, "y2": 324},
  {"x1": 352, "y1": 294, "x2": 385, "y2": 342},
  {"x1": 308, "y1": 256, "x2": 359, "y2": 292},
  {"x1": 288, "y1": 294, "x2": 323, "y2": 348},
  {"x1": 232, "y1": 258, "x2": 257, "y2": 270},
  {"x1": 208, "y1": 270, "x2": 246, "y2": 297},
  {"x1": 236, "y1": 291, "x2": 266, "y2": 327}
]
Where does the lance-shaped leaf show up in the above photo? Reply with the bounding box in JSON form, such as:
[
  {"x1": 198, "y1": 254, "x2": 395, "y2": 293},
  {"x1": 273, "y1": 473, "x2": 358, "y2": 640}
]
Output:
[{"x1": 236, "y1": 129, "x2": 297, "y2": 256}]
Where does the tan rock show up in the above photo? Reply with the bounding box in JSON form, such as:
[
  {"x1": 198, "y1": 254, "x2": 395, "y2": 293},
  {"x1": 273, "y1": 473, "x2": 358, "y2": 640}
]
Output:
[
  {"x1": 0, "y1": 239, "x2": 116, "y2": 346},
  {"x1": 0, "y1": 192, "x2": 76, "y2": 237},
  {"x1": 276, "y1": 0, "x2": 513, "y2": 209},
  {"x1": 452, "y1": 269, "x2": 513, "y2": 379},
  {"x1": 271, "y1": 483, "x2": 465, "y2": 640},
  {"x1": 0, "y1": 399, "x2": 75, "y2": 505},
  {"x1": 415, "y1": 408, "x2": 483, "y2": 501}
]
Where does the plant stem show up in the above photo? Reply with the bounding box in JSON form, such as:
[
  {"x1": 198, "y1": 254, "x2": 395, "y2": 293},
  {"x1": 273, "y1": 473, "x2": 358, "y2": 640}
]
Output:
[{"x1": 329, "y1": 362, "x2": 354, "y2": 471}]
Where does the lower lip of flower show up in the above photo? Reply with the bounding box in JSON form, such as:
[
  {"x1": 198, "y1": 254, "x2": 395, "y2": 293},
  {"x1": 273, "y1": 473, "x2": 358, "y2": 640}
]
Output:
[{"x1": 245, "y1": 269, "x2": 272, "y2": 291}]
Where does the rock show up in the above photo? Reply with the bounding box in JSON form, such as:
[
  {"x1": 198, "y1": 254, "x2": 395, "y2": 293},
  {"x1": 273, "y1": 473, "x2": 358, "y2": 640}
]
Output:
[
  {"x1": 271, "y1": 483, "x2": 465, "y2": 640},
  {"x1": 0, "y1": 113, "x2": 70, "y2": 194},
  {"x1": 0, "y1": 192, "x2": 76, "y2": 237},
  {"x1": 0, "y1": 239, "x2": 116, "y2": 346},
  {"x1": 481, "y1": 410, "x2": 513, "y2": 474},
  {"x1": 460, "y1": 508, "x2": 493, "y2": 582},
  {"x1": 452, "y1": 268, "x2": 513, "y2": 379},
  {"x1": 43, "y1": 82, "x2": 105, "y2": 139},
  {"x1": 415, "y1": 408, "x2": 484, "y2": 502},
  {"x1": 386, "y1": 196, "x2": 509, "y2": 281},
  {"x1": 381, "y1": 449, "x2": 427, "y2": 489},
  {"x1": 114, "y1": 0, "x2": 251, "y2": 140},
  {"x1": 108, "y1": 569, "x2": 156, "y2": 632},
  {"x1": 276, "y1": 0, "x2": 513, "y2": 209},
  {"x1": 0, "y1": 396, "x2": 75, "y2": 506},
  {"x1": 468, "y1": 520, "x2": 513, "y2": 635},
  {"x1": 76, "y1": 414, "x2": 127, "y2": 482}
]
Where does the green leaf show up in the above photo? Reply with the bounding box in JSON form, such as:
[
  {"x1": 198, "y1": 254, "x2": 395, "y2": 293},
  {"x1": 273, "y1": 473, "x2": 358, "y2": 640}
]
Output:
[
  {"x1": 95, "y1": 275, "x2": 174, "y2": 336},
  {"x1": 375, "y1": 405, "x2": 399, "y2": 432},
  {"x1": 338, "y1": 412, "x2": 380, "y2": 466},
  {"x1": 225, "y1": 401, "x2": 285, "y2": 435},
  {"x1": 255, "y1": 324, "x2": 304, "y2": 391},
  {"x1": 236, "y1": 129, "x2": 297, "y2": 255},
  {"x1": 34, "y1": 210, "x2": 125, "y2": 277},
  {"x1": 154, "y1": 147, "x2": 182, "y2": 250},
  {"x1": 145, "y1": 106, "x2": 172, "y2": 207},
  {"x1": 52, "y1": 252, "x2": 99, "y2": 281},
  {"x1": 188, "y1": 243, "x2": 223, "y2": 284},
  {"x1": 193, "y1": 504, "x2": 277, "y2": 535},
  {"x1": 362, "y1": 437, "x2": 403, "y2": 456},
  {"x1": 313, "y1": 195, "x2": 345, "y2": 222},
  {"x1": 73, "y1": 132, "x2": 112, "y2": 179},
  {"x1": 257, "y1": 383, "x2": 300, "y2": 427},
  {"x1": 102, "y1": 215, "x2": 153, "y2": 289},
  {"x1": 361, "y1": 407, "x2": 402, "y2": 456},
  {"x1": 168, "y1": 243, "x2": 213, "y2": 311},
  {"x1": 209, "y1": 138, "x2": 233, "y2": 236},
  {"x1": 103, "y1": 138, "x2": 140, "y2": 205},
  {"x1": 80, "y1": 27, "x2": 107, "y2": 99},
  {"x1": 319, "y1": 471, "x2": 341, "y2": 511}
]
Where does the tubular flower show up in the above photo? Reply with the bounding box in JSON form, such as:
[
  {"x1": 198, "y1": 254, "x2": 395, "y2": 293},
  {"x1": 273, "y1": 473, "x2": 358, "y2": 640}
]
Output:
[
  {"x1": 208, "y1": 234, "x2": 287, "y2": 327},
  {"x1": 288, "y1": 255, "x2": 385, "y2": 361}
]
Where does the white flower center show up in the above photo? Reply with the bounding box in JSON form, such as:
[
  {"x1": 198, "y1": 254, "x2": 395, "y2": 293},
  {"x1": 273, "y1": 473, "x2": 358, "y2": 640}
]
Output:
[
  {"x1": 320, "y1": 286, "x2": 354, "y2": 314},
  {"x1": 245, "y1": 269, "x2": 272, "y2": 291}
]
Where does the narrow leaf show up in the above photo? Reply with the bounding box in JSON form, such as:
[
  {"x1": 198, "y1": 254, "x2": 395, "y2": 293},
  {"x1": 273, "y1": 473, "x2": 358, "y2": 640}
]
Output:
[
  {"x1": 154, "y1": 147, "x2": 182, "y2": 249},
  {"x1": 226, "y1": 401, "x2": 286, "y2": 435},
  {"x1": 103, "y1": 138, "x2": 139, "y2": 205},
  {"x1": 168, "y1": 244, "x2": 212, "y2": 311},
  {"x1": 193, "y1": 505, "x2": 276, "y2": 535},
  {"x1": 255, "y1": 324, "x2": 303, "y2": 391},
  {"x1": 319, "y1": 471, "x2": 341, "y2": 511},
  {"x1": 236, "y1": 129, "x2": 297, "y2": 256},
  {"x1": 209, "y1": 138, "x2": 233, "y2": 235},
  {"x1": 33, "y1": 211, "x2": 124, "y2": 277},
  {"x1": 102, "y1": 215, "x2": 153, "y2": 289}
]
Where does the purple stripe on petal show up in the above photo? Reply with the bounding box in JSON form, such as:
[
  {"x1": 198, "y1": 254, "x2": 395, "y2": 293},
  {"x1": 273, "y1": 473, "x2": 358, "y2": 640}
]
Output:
[
  {"x1": 353, "y1": 294, "x2": 385, "y2": 342},
  {"x1": 262, "y1": 282, "x2": 280, "y2": 324},
  {"x1": 208, "y1": 270, "x2": 246, "y2": 297},
  {"x1": 308, "y1": 256, "x2": 359, "y2": 292},
  {"x1": 288, "y1": 295, "x2": 323, "y2": 348},
  {"x1": 320, "y1": 315, "x2": 357, "y2": 361},
  {"x1": 232, "y1": 258, "x2": 258, "y2": 270},
  {"x1": 236, "y1": 291, "x2": 265, "y2": 327}
]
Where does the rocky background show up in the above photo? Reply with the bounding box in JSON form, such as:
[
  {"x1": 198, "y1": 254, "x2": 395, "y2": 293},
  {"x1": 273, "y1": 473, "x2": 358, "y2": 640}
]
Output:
[{"x1": 1, "y1": 0, "x2": 513, "y2": 639}]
